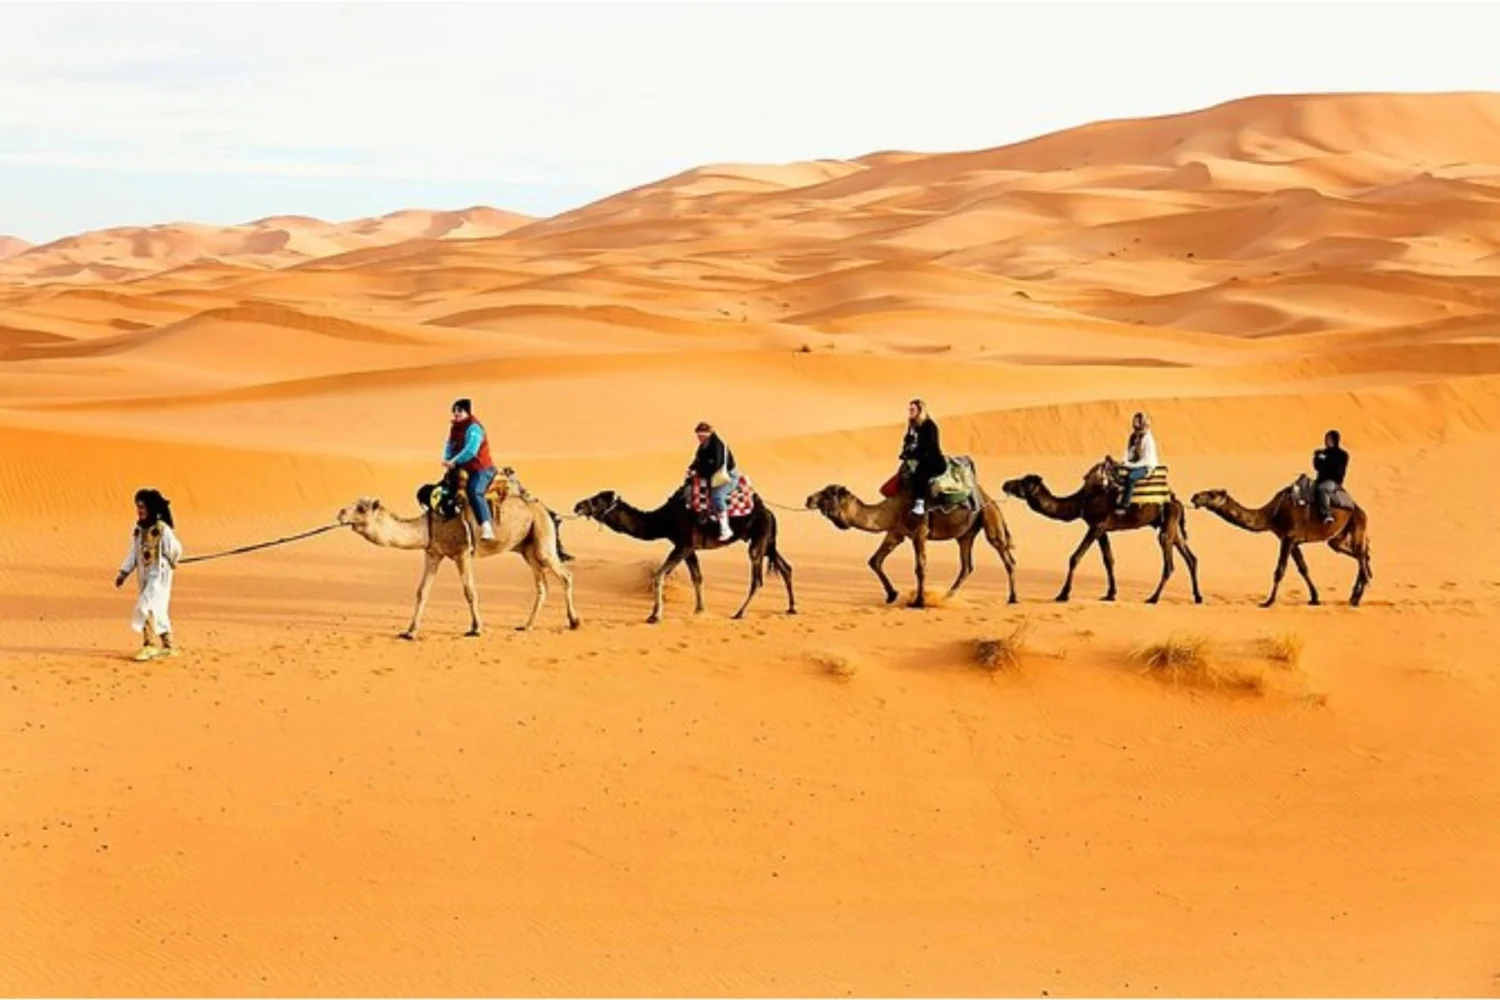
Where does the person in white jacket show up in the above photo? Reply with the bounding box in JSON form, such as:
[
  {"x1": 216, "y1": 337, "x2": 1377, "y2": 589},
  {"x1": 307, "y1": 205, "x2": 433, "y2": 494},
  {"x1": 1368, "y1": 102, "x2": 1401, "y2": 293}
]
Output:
[
  {"x1": 1117, "y1": 412, "x2": 1160, "y2": 512},
  {"x1": 115, "y1": 488, "x2": 183, "y2": 661}
]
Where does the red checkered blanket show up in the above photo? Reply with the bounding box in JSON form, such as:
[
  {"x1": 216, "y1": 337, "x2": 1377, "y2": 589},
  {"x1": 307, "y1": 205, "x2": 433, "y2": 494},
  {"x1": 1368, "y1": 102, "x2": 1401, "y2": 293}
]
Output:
[{"x1": 686, "y1": 471, "x2": 756, "y2": 518}]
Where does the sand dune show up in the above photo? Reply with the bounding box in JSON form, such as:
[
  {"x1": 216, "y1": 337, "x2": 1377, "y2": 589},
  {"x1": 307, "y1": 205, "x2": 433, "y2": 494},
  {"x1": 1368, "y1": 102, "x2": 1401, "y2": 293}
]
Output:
[
  {"x1": 4, "y1": 92, "x2": 1500, "y2": 997},
  {"x1": 0, "y1": 206, "x2": 532, "y2": 285}
]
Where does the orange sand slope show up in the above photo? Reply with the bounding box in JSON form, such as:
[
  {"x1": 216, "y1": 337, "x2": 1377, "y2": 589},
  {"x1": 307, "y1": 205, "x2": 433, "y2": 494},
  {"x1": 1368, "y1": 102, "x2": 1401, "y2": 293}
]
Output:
[{"x1": 2, "y1": 92, "x2": 1499, "y2": 997}]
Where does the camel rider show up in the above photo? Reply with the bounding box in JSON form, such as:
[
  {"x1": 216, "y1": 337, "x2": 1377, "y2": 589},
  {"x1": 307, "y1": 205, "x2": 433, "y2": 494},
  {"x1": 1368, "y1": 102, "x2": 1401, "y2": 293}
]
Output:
[
  {"x1": 900, "y1": 398, "x2": 945, "y2": 516},
  {"x1": 1312, "y1": 429, "x2": 1349, "y2": 524},
  {"x1": 443, "y1": 398, "x2": 498, "y2": 541},
  {"x1": 692, "y1": 421, "x2": 738, "y2": 542},
  {"x1": 1117, "y1": 411, "x2": 1160, "y2": 512}
]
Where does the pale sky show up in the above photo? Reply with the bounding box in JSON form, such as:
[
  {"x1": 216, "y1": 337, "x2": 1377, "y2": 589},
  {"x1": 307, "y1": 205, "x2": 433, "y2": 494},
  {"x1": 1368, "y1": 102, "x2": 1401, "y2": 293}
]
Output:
[{"x1": 1, "y1": 0, "x2": 1495, "y2": 243}]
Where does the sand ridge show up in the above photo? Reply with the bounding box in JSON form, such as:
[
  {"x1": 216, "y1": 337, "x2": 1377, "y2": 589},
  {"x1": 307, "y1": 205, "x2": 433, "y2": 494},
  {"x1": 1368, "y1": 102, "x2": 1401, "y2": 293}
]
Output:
[{"x1": 2, "y1": 91, "x2": 1499, "y2": 996}]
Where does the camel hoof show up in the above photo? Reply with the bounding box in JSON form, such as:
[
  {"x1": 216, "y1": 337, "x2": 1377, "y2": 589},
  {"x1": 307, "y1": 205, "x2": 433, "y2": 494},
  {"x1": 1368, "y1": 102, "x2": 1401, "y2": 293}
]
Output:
[
  {"x1": 1309, "y1": 598, "x2": 1321, "y2": 607},
  {"x1": 398, "y1": 631, "x2": 416, "y2": 641},
  {"x1": 1193, "y1": 595, "x2": 1204, "y2": 605},
  {"x1": 785, "y1": 608, "x2": 798, "y2": 616},
  {"x1": 884, "y1": 592, "x2": 899, "y2": 605},
  {"x1": 1054, "y1": 594, "x2": 1070, "y2": 603},
  {"x1": 1008, "y1": 596, "x2": 1019, "y2": 605},
  {"x1": 1259, "y1": 600, "x2": 1275, "y2": 609},
  {"x1": 466, "y1": 629, "x2": 482, "y2": 638},
  {"x1": 1144, "y1": 596, "x2": 1159, "y2": 605},
  {"x1": 569, "y1": 619, "x2": 581, "y2": 631},
  {"x1": 1103, "y1": 594, "x2": 1119, "y2": 603},
  {"x1": 645, "y1": 615, "x2": 660, "y2": 625}
]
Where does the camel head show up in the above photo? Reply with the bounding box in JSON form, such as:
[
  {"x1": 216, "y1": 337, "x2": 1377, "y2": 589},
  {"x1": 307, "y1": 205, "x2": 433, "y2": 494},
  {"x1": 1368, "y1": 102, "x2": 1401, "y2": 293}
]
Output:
[
  {"x1": 337, "y1": 496, "x2": 385, "y2": 534},
  {"x1": 804, "y1": 485, "x2": 853, "y2": 529},
  {"x1": 1190, "y1": 489, "x2": 1227, "y2": 511},
  {"x1": 573, "y1": 491, "x2": 620, "y2": 521},
  {"x1": 1001, "y1": 475, "x2": 1043, "y2": 501}
]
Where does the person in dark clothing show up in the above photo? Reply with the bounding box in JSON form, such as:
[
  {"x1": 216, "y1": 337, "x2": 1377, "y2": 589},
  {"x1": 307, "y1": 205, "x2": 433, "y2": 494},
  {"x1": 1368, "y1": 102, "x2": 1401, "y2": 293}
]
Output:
[
  {"x1": 900, "y1": 398, "x2": 946, "y2": 516},
  {"x1": 692, "y1": 421, "x2": 738, "y2": 541},
  {"x1": 1312, "y1": 429, "x2": 1350, "y2": 524}
]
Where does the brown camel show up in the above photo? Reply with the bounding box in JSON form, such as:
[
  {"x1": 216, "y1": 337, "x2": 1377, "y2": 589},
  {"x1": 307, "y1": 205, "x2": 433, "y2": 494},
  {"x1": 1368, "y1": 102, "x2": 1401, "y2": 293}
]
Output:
[
  {"x1": 1190, "y1": 485, "x2": 1373, "y2": 607},
  {"x1": 1001, "y1": 457, "x2": 1202, "y2": 604},
  {"x1": 803, "y1": 479, "x2": 1018, "y2": 607},
  {"x1": 572, "y1": 485, "x2": 795, "y2": 624},
  {"x1": 337, "y1": 493, "x2": 579, "y2": 638}
]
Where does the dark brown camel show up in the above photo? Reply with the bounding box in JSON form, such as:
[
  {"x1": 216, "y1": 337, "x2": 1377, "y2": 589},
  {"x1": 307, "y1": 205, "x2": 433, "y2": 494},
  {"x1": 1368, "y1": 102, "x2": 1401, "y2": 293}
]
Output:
[
  {"x1": 1190, "y1": 485, "x2": 1373, "y2": 607},
  {"x1": 1001, "y1": 457, "x2": 1202, "y2": 604},
  {"x1": 804, "y1": 478, "x2": 1018, "y2": 607},
  {"x1": 573, "y1": 486, "x2": 796, "y2": 624}
]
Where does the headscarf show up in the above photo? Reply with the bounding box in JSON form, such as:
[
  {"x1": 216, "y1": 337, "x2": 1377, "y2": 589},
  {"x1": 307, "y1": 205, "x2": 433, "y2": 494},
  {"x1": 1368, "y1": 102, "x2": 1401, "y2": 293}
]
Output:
[{"x1": 134, "y1": 488, "x2": 174, "y2": 529}]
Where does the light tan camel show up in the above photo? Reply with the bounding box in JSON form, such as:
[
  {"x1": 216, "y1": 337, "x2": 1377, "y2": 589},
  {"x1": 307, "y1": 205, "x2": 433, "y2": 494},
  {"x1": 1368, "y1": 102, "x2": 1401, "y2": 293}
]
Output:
[
  {"x1": 337, "y1": 494, "x2": 579, "y2": 638},
  {"x1": 804, "y1": 479, "x2": 1018, "y2": 607},
  {"x1": 1190, "y1": 485, "x2": 1373, "y2": 607}
]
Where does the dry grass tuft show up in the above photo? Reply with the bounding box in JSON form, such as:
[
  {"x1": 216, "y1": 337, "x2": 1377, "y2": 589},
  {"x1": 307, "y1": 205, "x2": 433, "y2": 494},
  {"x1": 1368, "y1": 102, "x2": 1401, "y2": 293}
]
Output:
[
  {"x1": 1131, "y1": 633, "x2": 1265, "y2": 696},
  {"x1": 808, "y1": 649, "x2": 859, "y2": 681},
  {"x1": 1261, "y1": 631, "x2": 1306, "y2": 667},
  {"x1": 973, "y1": 619, "x2": 1036, "y2": 672}
]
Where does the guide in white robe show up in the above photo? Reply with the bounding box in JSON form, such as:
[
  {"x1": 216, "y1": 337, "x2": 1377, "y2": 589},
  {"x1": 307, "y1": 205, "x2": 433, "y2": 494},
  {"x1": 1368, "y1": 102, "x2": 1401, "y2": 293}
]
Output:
[{"x1": 120, "y1": 520, "x2": 183, "y2": 634}]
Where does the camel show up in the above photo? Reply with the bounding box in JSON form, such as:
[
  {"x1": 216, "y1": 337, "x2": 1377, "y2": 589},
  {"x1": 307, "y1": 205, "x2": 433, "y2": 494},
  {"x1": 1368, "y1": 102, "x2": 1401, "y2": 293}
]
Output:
[
  {"x1": 803, "y1": 479, "x2": 1019, "y2": 608},
  {"x1": 337, "y1": 493, "x2": 579, "y2": 638},
  {"x1": 1190, "y1": 485, "x2": 1373, "y2": 607},
  {"x1": 1002, "y1": 457, "x2": 1202, "y2": 604},
  {"x1": 572, "y1": 486, "x2": 795, "y2": 624}
]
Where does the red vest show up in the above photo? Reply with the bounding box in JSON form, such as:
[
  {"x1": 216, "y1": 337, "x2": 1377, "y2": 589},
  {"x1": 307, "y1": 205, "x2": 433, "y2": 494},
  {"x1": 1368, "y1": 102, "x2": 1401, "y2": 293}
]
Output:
[{"x1": 448, "y1": 416, "x2": 495, "y2": 473}]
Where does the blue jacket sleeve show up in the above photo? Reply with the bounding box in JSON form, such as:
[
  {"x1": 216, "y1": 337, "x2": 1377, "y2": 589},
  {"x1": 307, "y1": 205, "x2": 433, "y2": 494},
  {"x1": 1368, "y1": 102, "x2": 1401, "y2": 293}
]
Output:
[{"x1": 449, "y1": 424, "x2": 484, "y2": 465}]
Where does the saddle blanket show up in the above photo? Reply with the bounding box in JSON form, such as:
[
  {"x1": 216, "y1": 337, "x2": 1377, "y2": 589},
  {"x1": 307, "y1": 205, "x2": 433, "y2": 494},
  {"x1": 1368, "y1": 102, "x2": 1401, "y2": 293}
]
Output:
[
  {"x1": 1119, "y1": 466, "x2": 1172, "y2": 505},
  {"x1": 880, "y1": 456, "x2": 980, "y2": 510},
  {"x1": 687, "y1": 472, "x2": 756, "y2": 518},
  {"x1": 930, "y1": 455, "x2": 979, "y2": 509}
]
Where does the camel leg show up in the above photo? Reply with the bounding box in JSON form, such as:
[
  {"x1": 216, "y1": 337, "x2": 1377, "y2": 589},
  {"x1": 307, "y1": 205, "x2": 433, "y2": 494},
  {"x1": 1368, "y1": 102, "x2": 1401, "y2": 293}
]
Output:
[
  {"x1": 517, "y1": 547, "x2": 549, "y2": 632},
  {"x1": 1328, "y1": 525, "x2": 1370, "y2": 606},
  {"x1": 868, "y1": 534, "x2": 903, "y2": 605},
  {"x1": 649, "y1": 545, "x2": 690, "y2": 625},
  {"x1": 983, "y1": 508, "x2": 1019, "y2": 604},
  {"x1": 684, "y1": 551, "x2": 707, "y2": 614},
  {"x1": 401, "y1": 551, "x2": 444, "y2": 639},
  {"x1": 1057, "y1": 525, "x2": 1102, "y2": 602},
  {"x1": 1174, "y1": 535, "x2": 1203, "y2": 605},
  {"x1": 1289, "y1": 544, "x2": 1320, "y2": 606},
  {"x1": 909, "y1": 530, "x2": 929, "y2": 608},
  {"x1": 947, "y1": 528, "x2": 978, "y2": 598},
  {"x1": 1262, "y1": 538, "x2": 1293, "y2": 608},
  {"x1": 455, "y1": 552, "x2": 483, "y2": 636},
  {"x1": 770, "y1": 549, "x2": 796, "y2": 615},
  {"x1": 1145, "y1": 530, "x2": 1174, "y2": 604},
  {"x1": 732, "y1": 534, "x2": 769, "y2": 620},
  {"x1": 545, "y1": 549, "x2": 581, "y2": 630},
  {"x1": 1097, "y1": 533, "x2": 1118, "y2": 602}
]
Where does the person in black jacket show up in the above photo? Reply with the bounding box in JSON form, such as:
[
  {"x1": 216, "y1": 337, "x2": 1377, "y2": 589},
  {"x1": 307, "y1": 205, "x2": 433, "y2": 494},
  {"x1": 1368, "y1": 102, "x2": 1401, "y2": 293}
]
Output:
[
  {"x1": 1312, "y1": 429, "x2": 1349, "y2": 524},
  {"x1": 692, "y1": 421, "x2": 738, "y2": 541},
  {"x1": 900, "y1": 399, "x2": 946, "y2": 516}
]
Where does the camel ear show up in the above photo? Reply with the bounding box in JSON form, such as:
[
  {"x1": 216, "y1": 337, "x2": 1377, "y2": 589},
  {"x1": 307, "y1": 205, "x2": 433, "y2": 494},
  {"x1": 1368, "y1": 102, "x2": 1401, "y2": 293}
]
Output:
[{"x1": 370, "y1": 499, "x2": 382, "y2": 511}]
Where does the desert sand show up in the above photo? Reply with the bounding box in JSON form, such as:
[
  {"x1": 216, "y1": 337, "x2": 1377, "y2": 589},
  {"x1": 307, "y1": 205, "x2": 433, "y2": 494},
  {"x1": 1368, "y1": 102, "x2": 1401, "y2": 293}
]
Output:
[{"x1": 2, "y1": 92, "x2": 1499, "y2": 997}]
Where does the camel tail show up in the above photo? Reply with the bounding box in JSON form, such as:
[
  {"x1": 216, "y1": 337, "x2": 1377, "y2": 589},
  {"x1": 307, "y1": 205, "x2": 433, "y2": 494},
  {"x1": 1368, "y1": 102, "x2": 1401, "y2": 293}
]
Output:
[{"x1": 547, "y1": 507, "x2": 575, "y2": 563}]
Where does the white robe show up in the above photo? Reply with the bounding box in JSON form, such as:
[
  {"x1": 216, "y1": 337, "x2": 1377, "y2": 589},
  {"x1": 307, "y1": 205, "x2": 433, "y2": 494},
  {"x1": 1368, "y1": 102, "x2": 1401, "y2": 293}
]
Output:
[{"x1": 120, "y1": 522, "x2": 183, "y2": 634}]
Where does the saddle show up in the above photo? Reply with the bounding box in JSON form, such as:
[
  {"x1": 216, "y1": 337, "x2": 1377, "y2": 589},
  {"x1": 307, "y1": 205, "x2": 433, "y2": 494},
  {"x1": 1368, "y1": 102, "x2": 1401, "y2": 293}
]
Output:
[
  {"x1": 1112, "y1": 464, "x2": 1172, "y2": 506},
  {"x1": 1290, "y1": 474, "x2": 1356, "y2": 511},
  {"x1": 880, "y1": 457, "x2": 981, "y2": 514},
  {"x1": 685, "y1": 470, "x2": 756, "y2": 522},
  {"x1": 417, "y1": 467, "x2": 525, "y2": 522}
]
